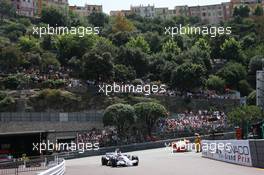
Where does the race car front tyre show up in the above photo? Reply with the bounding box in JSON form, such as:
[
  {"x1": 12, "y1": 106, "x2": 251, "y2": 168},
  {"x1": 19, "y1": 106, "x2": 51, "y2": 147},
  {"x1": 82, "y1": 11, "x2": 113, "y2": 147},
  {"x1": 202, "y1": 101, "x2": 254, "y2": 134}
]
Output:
[
  {"x1": 110, "y1": 158, "x2": 117, "y2": 167},
  {"x1": 101, "y1": 157, "x2": 107, "y2": 166},
  {"x1": 132, "y1": 156, "x2": 139, "y2": 166}
]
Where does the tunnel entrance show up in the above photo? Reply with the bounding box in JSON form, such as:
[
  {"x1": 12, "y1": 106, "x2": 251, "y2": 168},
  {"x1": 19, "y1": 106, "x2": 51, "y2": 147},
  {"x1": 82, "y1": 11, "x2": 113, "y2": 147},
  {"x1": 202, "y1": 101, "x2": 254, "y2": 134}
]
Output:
[{"x1": 0, "y1": 131, "x2": 47, "y2": 158}]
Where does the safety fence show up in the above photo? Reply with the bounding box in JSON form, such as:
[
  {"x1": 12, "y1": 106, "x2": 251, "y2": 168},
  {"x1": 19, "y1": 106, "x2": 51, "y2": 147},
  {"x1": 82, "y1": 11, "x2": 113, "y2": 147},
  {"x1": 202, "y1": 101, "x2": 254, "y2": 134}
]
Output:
[
  {"x1": 0, "y1": 155, "x2": 64, "y2": 175},
  {"x1": 0, "y1": 112, "x2": 103, "y2": 122}
]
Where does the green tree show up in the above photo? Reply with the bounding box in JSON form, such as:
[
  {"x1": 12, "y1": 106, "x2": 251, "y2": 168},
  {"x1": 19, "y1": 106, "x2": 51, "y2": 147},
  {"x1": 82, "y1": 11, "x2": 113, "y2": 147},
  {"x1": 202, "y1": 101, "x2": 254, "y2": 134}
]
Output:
[
  {"x1": 116, "y1": 47, "x2": 149, "y2": 77},
  {"x1": 143, "y1": 32, "x2": 162, "y2": 53},
  {"x1": 233, "y1": 5, "x2": 250, "y2": 18},
  {"x1": 126, "y1": 36, "x2": 150, "y2": 53},
  {"x1": 88, "y1": 12, "x2": 109, "y2": 27},
  {"x1": 248, "y1": 55, "x2": 264, "y2": 88},
  {"x1": 134, "y1": 102, "x2": 167, "y2": 137},
  {"x1": 228, "y1": 105, "x2": 263, "y2": 137},
  {"x1": 194, "y1": 38, "x2": 211, "y2": 53},
  {"x1": 162, "y1": 39, "x2": 181, "y2": 55},
  {"x1": 206, "y1": 75, "x2": 226, "y2": 93},
  {"x1": 18, "y1": 36, "x2": 39, "y2": 52},
  {"x1": 103, "y1": 103, "x2": 136, "y2": 138},
  {"x1": 110, "y1": 31, "x2": 133, "y2": 46},
  {"x1": 221, "y1": 38, "x2": 244, "y2": 61},
  {"x1": 92, "y1": 37, "x2": 118, "y2": 57},
  {"x1": 247, "y1": 90, "x2": 256, "y2": 105},
  {"x1": 112, "y1": 14, "x2": 135, "y2": 33},
  {"x1": 181, "y1": 46, "x2": 211, "y2": 72},
  {"x1": 114, "y1": 64, "x2": 136, "y2": 82},
  {"x1": 0, "y1": 46, "x2": 23, "y2": 72},
  {"x1": 248, "y1": 55, "x2": 263, "y2": 75},
  {"x1": 241, "y1": 33, "x2": 257, "y2": 49},
  {"x1": 238, "y1": 80, "x2": 253, "y2": 97},
  {"x1": 41, "y1": 7, "x2": 68, "y2": 26},
  {"x1": 254, "y1": 5, "x2": 264, "y2": 16},
  {"x1": 217, "y1": 62, "x2": 247, "y2": 89},
  {"x1": 171, "y1": 63, "x2": 206, "y2": 91},
  {"x1": 55, "y1": 34, "x2": 97, "y2": 63},
  {"x1": 82, "y1": 52, "x2": 114, "y2": 82},
  {"x1": 0, "y1": 0, "x2": 15, "y2": 20},
  {"x1": 40, "y1": 52, "x2": 61, "y2": 72}
]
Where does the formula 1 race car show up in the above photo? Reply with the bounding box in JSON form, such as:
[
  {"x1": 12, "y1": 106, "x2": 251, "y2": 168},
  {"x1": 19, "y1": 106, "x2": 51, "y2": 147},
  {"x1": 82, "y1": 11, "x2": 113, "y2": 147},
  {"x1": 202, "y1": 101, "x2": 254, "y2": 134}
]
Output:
[
  {"x1": 101, "y1": 151, "x2": 139, "y2": 167},
  {"x1": 172, "y1": 139, "x2": 191, "y2": 153}
]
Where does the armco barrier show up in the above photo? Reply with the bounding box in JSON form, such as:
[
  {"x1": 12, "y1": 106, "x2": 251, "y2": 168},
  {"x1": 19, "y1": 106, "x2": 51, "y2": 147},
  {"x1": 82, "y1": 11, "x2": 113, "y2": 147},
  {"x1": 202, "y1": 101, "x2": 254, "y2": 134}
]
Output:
[
  {"x1": 37, "y1": 159, "x2": 65, "y2": 175},
  {"x1": 61, "y1": 132, "x2": 235, "y2": 160}
]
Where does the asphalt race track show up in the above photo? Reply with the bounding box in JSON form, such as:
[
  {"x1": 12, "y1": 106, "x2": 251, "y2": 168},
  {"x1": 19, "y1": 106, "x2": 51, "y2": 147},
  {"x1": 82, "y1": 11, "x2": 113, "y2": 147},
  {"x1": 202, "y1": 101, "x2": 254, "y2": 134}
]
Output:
[{"x1": 66, "y1": 148, "x2": 264, "y2": 175}]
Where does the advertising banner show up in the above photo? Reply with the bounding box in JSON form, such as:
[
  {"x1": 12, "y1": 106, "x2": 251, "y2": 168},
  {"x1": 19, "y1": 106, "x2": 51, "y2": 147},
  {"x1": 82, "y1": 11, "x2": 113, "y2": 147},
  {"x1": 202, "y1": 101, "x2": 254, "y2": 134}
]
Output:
[{"x1": 202, "y1": 140, "x2": 252, "y2": 166}]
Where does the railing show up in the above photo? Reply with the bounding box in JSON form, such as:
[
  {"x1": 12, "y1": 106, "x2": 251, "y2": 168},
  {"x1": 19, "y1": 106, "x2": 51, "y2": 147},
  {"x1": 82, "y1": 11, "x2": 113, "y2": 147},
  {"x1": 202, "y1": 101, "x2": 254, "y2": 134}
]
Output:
[
  {"x1": 0, "y1": 155, "x2": 64, "y2": 175},
  {"x1": 0, "y1": 112, "x2": 103, "y2": 122},
  {"x1": 37, "y1": 158, "x2": 65, "y2": 175}
]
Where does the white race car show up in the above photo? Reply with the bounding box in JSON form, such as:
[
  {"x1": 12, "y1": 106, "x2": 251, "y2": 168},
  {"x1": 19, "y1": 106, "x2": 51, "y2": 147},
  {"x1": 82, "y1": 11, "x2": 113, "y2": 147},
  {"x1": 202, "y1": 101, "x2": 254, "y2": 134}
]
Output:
[{"x1": 101, "y1": 150, "x2": 139, "y2": 167}]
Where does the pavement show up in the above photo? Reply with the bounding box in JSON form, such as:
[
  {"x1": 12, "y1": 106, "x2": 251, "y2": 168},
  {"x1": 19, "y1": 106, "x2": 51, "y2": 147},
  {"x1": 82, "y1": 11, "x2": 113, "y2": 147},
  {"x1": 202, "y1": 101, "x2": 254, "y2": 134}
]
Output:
[{"x1": 65, "y1": 148, "x2": 264, "y2": 175}]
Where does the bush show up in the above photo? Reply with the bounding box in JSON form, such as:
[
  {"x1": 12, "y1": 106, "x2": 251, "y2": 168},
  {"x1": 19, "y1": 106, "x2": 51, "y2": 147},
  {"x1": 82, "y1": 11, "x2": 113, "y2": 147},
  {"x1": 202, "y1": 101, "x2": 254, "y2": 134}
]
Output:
[
  {"x1": 238, "y1": 80, "x2": 253, "y2": 97},
  {"x1": 1, "y1": 74, "x2": 30, "y2": 90},
  {"x1": 206, "y1": 75, "x2": 225, "y2": 93},
  {"x1": 247, "y1": 90, "x2": 256, "y2": 105},
  {"x1": 41, "y1": 79, "x2": 66, "y2": 89},
  {"x1": 29, "y1": 89, "x2": 80, "y2": 112},
  {"x1": 217, "y1": 62, "x2": 247, "y2": 89},
  {"x1": 0, "y1": 91, "x2": 15, "y2": 112},
  {"x1": 0, "y1": 96, "x2": 15, "y2": 111}
]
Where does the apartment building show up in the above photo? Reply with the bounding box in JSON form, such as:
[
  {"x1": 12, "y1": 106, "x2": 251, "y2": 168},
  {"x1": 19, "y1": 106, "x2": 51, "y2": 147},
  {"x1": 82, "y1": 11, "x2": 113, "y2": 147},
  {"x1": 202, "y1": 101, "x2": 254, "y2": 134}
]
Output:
[
  {"x1": 130, "y1": 4, "x2": 155, "y2": 18},
  {"x1": 155, "y1": 7, "x2": 169, "y2": 19},
  {"x1": 69, "y1": 4, "x2": 102, "y2": 17},
  {"x1": 11, "y1": 0, "x2": 36, "y2": 17},
  {"x1": 110, "y1": 10, "x2": 132, "y2": 17},
  {"x1": 188, "y1": 2, "x2": 233, "y2": 24},
  {"x1": 175, "y1": 6, "x2": 189, "y2": 16},
  {"x1": 11, "y1": 0, "x2": 69, "y2": 17}
]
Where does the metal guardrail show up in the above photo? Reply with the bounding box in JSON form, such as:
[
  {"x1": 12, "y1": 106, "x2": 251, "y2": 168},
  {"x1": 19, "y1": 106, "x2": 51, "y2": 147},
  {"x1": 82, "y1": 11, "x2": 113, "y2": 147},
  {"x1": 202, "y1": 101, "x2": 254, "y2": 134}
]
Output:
[
  {"x1": 0, "y1": 112, "x2": 103, "y2": 122},
  {"x1": 0, "y1": 155, "x2": 63, "y2": 175},
  {"x1": 37, "y1": 158, "x2": 65, "y2": 175}
]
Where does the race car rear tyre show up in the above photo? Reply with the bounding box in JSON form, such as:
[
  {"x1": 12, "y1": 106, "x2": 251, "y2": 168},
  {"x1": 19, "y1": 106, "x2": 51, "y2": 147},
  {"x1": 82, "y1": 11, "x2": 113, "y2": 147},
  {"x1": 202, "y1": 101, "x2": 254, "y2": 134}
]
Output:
[
  {"x1": 110, "y1": 158, "x2": 117, "y2": 167},
  {"x1": 132, "y1": 156, "x2": 139, "y2": 166},
  {"x1": 101, "y1": 157, "x2": 107, "y2": 166}
]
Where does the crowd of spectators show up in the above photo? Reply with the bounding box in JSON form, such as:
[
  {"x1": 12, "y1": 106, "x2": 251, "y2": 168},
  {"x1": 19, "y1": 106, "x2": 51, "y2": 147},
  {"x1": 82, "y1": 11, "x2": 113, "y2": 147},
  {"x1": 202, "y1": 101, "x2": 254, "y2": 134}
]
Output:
[
  {"x1": 76, "y1": 110, "x2": 229, "y2": 147},
  {"x1": 163, "y1": 90, "x2": 240, "y2": 100},
  {"x1": 1, "y1": 65, "x2": 240, "y2": 100},
  {"x1": 76, "y1": 127, "x2": 120, "y2": 147},
  {"x1": 157, "y1": 110, "x2": 228, "y2": 135}
]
